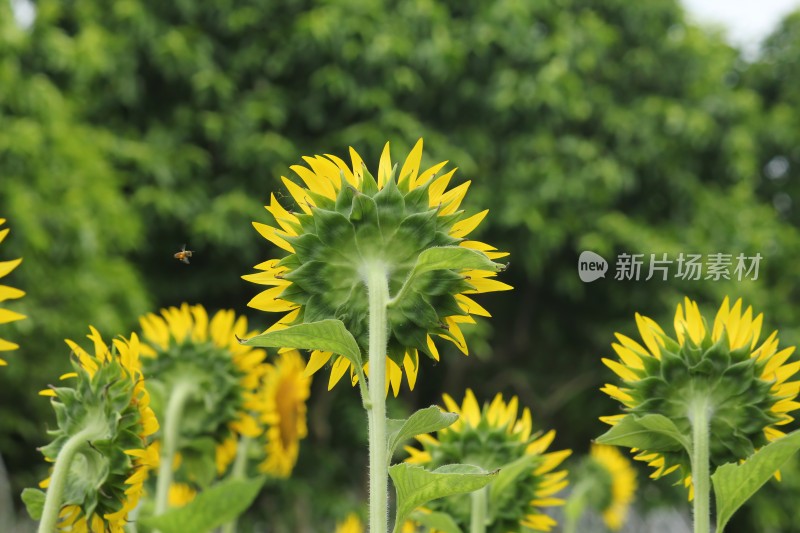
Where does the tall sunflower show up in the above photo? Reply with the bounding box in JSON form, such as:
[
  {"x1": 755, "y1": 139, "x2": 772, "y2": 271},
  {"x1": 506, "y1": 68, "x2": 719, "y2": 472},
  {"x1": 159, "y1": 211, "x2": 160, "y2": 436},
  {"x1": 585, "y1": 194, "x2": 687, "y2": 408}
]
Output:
[
  {"x1": 405, "y1": 389, "x2": 571, "y2": 532},
  {"x1": 138, "y1": 304, "x2": 266, "y2": 484},
  {"x1": 257, "y1": 349, "x2": 311, "y2": 478},
  {"x1": 34, "y1": 328, "x2": 158, "y2": 532},
  {"x1": 0, "y1": 218, "x2": 25, "y2": 365},
  {"x1": 600, "y1": 296, "x2": 800, "y2": 494},
  {"x1": 244, "y1": 139, "x2": 510, "y2": 395}
]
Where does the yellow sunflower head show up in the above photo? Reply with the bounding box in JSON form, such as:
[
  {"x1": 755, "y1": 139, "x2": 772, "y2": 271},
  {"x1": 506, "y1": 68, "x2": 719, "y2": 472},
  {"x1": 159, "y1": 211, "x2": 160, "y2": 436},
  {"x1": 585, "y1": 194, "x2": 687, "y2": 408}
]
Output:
[
  {"x1": 405, "y1": 389, "x2": 571, "y2": 532},
  {"x1": 256, "y1": 349, "x2": 311, "y2": 478},
  {"x1": 0, "y1": 218, "x2": 26, "y2": 365},
  {"x1": 35, "y1": 327, "x2": 158, "y2": 531},
  {"x1": 244, "y1": 139, "x2": 511, "y2": 396},
  {"x1": 138, "y1": 303, "x2": 267, "y2": 480},
  {"x1": 600, "y1": 296, "x2": 800, "y2": 493}
]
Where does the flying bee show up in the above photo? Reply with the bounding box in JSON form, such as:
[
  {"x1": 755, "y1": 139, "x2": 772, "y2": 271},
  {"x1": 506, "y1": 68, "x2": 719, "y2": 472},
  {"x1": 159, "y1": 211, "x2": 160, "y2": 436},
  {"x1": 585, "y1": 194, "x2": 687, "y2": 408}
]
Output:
[{"x1": 174, "y1": 244, "x2": 194, "y2": 264}]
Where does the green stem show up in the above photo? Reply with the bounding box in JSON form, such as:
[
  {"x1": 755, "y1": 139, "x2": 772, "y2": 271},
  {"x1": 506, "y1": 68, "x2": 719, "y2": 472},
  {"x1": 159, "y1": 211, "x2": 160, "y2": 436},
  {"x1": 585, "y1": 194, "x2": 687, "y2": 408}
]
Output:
[
  {"x1": 469, "y1": 486, "x2": 489, "y2": 533},
  {"x1": 690, "y1": 396, "x2": 712, "y2": 533},
  {"x1": 154, "y1": 380, "x2": 195, "y2": 518},
  {"x1": 365, "y1": 261, "x2": 390, "y2": 533},
  {"x1": 221, "y1": 436, "x2": 252, "y2": 533},
  {"x1": 562, "y1": 479, "x2": 592, "y2": 533},
  {"x1": 38, "y1": 420, "x2": 106, "y2": 533}
]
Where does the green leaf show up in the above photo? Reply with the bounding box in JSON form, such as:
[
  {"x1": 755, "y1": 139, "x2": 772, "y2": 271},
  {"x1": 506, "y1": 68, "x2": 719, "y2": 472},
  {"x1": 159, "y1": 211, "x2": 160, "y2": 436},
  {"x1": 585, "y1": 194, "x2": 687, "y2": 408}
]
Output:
[
  {"x1": 413, "y1": 246, "x2": 503, "y2": 275},
  {"x1": 408, "y1": 509, "x2": 464, "y2": 533},
  {"x1": 139, "y1": 477, "x2": 265, "y2": 533},
  {"x1": 713, "y1": 430, "x2": 800, "y2": 532},
  {"x1": 240, "y1": 319, "x2": 362, "y2": 368},
  {"x1": 488, "y1": 454, "x2": 538, "y2": 509},
  {"x1": 595, "y1": 414, "x2": 691, "y2": 454},
  {"x1": 389, "y1": 463, "x2": 498, "y2": 533},
  {"x1": 21, "y1": 488, "x2": 45, "y2": 520},
  {"x1": 386, "y1": 406, "x2": 459, "y2": 461}
]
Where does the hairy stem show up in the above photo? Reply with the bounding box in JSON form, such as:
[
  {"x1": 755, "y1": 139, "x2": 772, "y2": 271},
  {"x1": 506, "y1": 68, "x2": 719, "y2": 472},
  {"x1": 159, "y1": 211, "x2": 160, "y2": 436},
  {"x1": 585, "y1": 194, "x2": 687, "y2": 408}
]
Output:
[
  {"x1": 469, "y1": 486, "x2": 489, "y2": 533},
  {"x1": 365, "y1": 261, "x2": 390, "y2": 533},
  {"x1": 38, "y1": 419, "x2": 106, "y2": 533},
  {"x1": 690, "y1": 396, "x2": 711, "y2": 533},
  {"x1": 154, "y1": 380, "x2": 195, "y2": 517}
]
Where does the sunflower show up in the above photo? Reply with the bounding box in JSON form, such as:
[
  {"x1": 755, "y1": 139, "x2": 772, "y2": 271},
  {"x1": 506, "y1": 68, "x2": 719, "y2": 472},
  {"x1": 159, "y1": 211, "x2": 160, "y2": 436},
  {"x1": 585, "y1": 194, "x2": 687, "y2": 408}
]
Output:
[
  {"x1": 244, "y1": 139, "x2": 510, "y2": 396},
  {"x1": 0, "y1": 218, "x2": 25, "y2": 365},
  {"x1": 138, "y1": 303, "x2": 266, "y2": 480},
  {"x1": 257, "y1": 349, "x2": 311, "y2": 477},
  {"x1": 36, "y1": 327, "x2": 158, "y2": 532},
  {"x1": 405, "y1": 389, "x2": 571, "y2": 532},
  {"x1": 600, "y1": 296, "x2": 800, "y2": 494},
  {"x1": 569, "y1": 444, "x2": 636, "y2": 531}
]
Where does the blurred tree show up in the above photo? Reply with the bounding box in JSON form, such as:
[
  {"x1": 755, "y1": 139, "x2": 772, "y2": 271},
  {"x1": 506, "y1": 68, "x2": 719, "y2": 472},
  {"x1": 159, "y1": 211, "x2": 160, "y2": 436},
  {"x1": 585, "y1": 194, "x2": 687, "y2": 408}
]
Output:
[
  {"x1": 0, "y1": 0, "x2": 151, "y2": 493},
  {"x1": 3, "y1": 0, "x2": 800, "y2": 529}
]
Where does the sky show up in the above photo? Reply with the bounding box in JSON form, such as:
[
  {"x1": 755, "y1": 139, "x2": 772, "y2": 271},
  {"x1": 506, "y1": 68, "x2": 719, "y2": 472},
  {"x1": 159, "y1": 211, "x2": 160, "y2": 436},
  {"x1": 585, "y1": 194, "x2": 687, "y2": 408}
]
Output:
[{"x1": 682, "y1": 0, "x2": 800, "y2": 54}]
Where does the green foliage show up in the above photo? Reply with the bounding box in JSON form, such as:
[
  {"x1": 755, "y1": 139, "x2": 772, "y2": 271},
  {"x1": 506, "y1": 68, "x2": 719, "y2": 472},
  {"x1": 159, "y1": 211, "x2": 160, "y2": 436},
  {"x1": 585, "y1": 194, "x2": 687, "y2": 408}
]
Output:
[
  {"x1": 713, "y1": 430, "x2": 800, "y2": 532},
  {"x1": 596, "y1": 414, "x2": 691, "y2": 456},
  {"x1": 389, "y1": 463, "x2": 497, "y2": 533},
  {"x1": 386, "y1": 406, "x2": 458, "y2": 462},
  {"x1": 20, "y1": 488, "x2": 44, "y2": 520},
  {"x1": 408, "y1": 509, "x2": 463, "y2": 533},
  {"x1": 139, "y1": 477, "x2": 265, "y2": 533},
  {"x1": 242, "y1": 319, "x2": 363, "y2": 369}
]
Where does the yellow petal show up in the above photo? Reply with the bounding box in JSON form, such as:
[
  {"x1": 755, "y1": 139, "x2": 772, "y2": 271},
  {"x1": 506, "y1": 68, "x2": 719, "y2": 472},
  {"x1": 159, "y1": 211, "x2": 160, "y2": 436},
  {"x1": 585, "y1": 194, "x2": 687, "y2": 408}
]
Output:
[
  {"x1": 0, "y1": 258, "x2": 21, "y2": 279},
  {"x1": 399, "y1": 139, "x2": 423, "y2": 188},
  {"x1": 248, "y1": 286, "x2": 298, "y2": 313},
  {"x1": 450, "y1": 210, "x2": 488, "y2": 239},
  {"x1": 252, "y1": 222, "x2": 295, "y2": 253},
  {"x1": 377, "y1": 141, "x2": 393, "y2": 189}
]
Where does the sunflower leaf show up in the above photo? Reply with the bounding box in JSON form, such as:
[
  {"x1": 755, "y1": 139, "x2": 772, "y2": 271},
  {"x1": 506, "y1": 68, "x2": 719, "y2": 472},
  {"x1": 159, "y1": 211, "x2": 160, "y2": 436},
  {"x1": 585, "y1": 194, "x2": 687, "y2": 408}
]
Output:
[
  {"x1": 21, "y1": 488, "x2": 45, "y2": 520},
  {"x1": 139, "y1": 476, "x2": 265, "y2": 533},
  {"x1": 713, "y1": 429, "x2": 800, "y2": 532},
  {"x1": 414, "y1": 246, "x2": 502, "y2": 275},
  {"x1": 389, "y1": 463, "x2": 498, "y2": 533},
  {"x1": 408, "y1": 509, "x2": 464, "y2": 533},
  {"x1": 240, "y1": 319, "x2": 362, "y2": 368},
  {"x1": 386, "y1": 406, "x2": 459, "y2": 461},
  {"x1": 488, "y1": 453, "x2": 539, "y2": 508},
  {"x1": 595, "y1": 414, "x2": 691, "y2": 454}
]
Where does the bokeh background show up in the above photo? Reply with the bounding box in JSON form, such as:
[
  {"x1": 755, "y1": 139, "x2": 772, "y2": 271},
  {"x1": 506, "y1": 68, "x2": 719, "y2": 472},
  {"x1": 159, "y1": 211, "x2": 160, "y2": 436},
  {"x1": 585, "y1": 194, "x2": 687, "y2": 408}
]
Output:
[{"x1": 2, "y1": 0, "x2": 800, "y2": 531}]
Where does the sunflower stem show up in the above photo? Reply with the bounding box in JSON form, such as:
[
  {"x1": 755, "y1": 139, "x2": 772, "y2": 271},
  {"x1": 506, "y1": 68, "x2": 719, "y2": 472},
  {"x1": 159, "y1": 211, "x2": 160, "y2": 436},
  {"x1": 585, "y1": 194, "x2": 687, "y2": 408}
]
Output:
[
  {"x1": 38, "y1": 418, "x2": 106, "y2": 533},
  {"x1": 154, "y1": 380, "x2": 195, "y2": 519},
  {"x1": 469, "y1": 485, "x2": 489, "y2": 533},
  {"x1": 365, "y1": 261, "x2": 390, "y2": 533},
  {"x1": 562, "y1": 479, "x2": 592, "y2": 533},
  {"x1": 689, "y1": 396, "x2": 712, "y2": 533},
  {"x1": 221, "y1": 436, "x2": 252, "y2": 533}
]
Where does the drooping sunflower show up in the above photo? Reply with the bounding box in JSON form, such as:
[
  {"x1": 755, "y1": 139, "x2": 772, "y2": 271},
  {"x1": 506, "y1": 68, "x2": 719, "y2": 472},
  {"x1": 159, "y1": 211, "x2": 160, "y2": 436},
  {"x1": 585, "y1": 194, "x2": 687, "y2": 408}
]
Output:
[
  {"x1": 0, "y1": 218, "x2": 25, "y2": 365},
  {"x1": 600, "y1": 296, "x2": 800, "y2": 494},
  {"x1": 257, "y1": 349, "x2": 311, "y2": 478},
  {"x1": 405, "y1": 389, "x2": 571, "y2": 532},
  {"x1": 138, "y1": 303, "x2": 266, "y2": 480},
  {"x1": 36, "y1": 327, "x2": 159, "y2": 532},
  {"x1": 244, "y1": 139, "x2": 510, "y2": 396}
]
